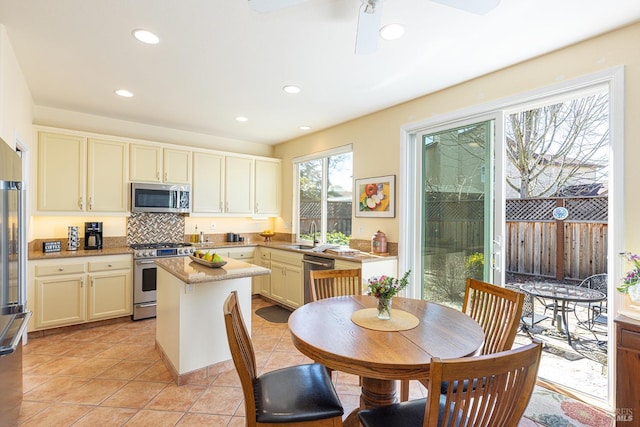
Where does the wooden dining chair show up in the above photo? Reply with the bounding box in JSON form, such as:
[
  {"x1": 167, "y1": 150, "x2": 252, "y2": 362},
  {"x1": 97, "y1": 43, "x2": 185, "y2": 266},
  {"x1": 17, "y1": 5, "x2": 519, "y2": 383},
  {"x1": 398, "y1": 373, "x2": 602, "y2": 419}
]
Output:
[
  {"x1": 401, "y1": 278, "x2": 525, "y2": 401},
  {"x1": 359, "y1": 341, "x2": 542, "y2": 427},
  {"x1": 309, "y1": 268, "x2": 362, "y2": 302},
  {"x1": 223, "y1": 291, "x2": 344, "y2": 427}
]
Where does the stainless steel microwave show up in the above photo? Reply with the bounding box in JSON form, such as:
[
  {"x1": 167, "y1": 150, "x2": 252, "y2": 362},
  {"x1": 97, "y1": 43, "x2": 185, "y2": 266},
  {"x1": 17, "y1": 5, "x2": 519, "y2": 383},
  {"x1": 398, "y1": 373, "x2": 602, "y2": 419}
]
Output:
[{"x1": 131, "y1": 183, "x2": 190, "y2": 213}]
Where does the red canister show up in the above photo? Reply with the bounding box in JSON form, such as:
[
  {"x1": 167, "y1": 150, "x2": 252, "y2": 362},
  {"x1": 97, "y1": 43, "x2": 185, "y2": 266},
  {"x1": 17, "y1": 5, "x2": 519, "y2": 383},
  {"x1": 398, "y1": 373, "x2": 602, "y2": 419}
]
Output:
[{"x1": 371, "y1": 230, "x2": 388, "y2": 254}]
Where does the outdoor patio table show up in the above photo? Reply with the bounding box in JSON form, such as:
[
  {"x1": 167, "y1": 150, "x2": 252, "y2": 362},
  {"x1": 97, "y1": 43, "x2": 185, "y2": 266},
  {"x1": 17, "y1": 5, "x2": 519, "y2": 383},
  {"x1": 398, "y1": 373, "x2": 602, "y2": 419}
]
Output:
[{"x1": 520, "y1": 283, "x2": 605, "y2": 346}]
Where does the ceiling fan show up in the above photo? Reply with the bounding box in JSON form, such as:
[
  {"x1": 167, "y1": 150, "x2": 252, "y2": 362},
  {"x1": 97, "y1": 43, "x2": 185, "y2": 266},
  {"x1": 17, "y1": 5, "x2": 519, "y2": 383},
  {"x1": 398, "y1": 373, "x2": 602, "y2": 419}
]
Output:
[{"x1": 247, "y1": 0, "x2": 501, "y2": 54}]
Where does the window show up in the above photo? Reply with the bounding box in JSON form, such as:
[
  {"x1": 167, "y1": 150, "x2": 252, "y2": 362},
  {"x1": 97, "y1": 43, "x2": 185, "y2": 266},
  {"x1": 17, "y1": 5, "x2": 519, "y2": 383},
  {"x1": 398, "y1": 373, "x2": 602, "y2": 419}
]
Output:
[{"x1": 295, "y1": 146, "x2": 353, "y2": 246}]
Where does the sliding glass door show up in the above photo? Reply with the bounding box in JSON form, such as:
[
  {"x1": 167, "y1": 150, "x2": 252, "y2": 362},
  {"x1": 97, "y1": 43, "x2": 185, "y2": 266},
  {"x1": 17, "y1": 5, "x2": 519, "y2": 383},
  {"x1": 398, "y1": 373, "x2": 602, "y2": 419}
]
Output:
[{"x1": 418, "y1": 118, "x2": 502, "y2": 308}]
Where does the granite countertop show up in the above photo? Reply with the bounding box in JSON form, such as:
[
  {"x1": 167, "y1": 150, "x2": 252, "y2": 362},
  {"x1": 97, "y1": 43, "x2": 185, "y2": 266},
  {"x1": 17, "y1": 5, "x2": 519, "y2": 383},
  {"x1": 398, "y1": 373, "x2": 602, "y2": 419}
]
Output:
[
  {"x1": 28, "y1": 246, "x2": 132, "y2": 260},
  {"x1": 155, "y1": 256, "x2": 270, "y2": 284},
  {"x1": 29, "y1": 241, "x2": 396, "y2": 263}
]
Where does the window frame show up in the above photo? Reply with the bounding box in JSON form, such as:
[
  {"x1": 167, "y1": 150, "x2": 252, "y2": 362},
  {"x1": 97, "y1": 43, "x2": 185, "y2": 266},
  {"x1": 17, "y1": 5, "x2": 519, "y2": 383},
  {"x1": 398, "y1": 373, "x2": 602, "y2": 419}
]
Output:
[{"x1": 293, "y1": 144, "x2": 353, "y2": 245}]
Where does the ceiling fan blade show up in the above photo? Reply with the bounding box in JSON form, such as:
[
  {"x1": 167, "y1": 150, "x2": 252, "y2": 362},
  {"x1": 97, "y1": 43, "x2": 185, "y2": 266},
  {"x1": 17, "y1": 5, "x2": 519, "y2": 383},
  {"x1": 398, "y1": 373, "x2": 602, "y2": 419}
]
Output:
[
  {"x1": 248, "y1": 0, "x2": 309, "y2": 13},
  {"x1": 431, "y1": 0, "x2": 500, "y2": 15},
  {"x1": 355, "y1": 0, "x2": 383, "y2": 55}
]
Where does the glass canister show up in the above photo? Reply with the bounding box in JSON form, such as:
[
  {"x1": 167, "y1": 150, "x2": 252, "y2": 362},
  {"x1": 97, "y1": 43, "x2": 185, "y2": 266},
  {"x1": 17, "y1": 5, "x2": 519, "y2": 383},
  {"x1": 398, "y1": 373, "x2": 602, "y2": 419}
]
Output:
[{"x1": 371, "y1": 230, "x2": 388, "y2": 254}]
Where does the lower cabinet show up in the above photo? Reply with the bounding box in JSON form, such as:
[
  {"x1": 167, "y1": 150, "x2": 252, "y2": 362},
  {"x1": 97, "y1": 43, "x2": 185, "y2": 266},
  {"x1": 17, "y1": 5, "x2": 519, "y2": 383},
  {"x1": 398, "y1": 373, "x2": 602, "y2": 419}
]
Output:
[
  {"x1": 218, "y1": 247, "x2": 258, "y2": 294},
  {"x1": 615, "y1": 316, "x2": 640, "y2": 421},
  {"x1": 256, "y1": 249, "x2": 271, "y2": 296},
  {"x1": 268, "y1": 249, "x2": 303, "y2": 309},
  {"x1": 30, "y1": 255, "x2": 132, "y2": 331}
]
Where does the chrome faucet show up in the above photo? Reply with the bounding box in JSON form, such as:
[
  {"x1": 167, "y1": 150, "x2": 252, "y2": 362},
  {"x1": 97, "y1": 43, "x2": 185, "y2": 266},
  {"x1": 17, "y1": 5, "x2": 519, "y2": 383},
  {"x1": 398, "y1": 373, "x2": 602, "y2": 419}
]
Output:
[{"x1": 309, "y1": 221, "x2": 319, "y2": 247}]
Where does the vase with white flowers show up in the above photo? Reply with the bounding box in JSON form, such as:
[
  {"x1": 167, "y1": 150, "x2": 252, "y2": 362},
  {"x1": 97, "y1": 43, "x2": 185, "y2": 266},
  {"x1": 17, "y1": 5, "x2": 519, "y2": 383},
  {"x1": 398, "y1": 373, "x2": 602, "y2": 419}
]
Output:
[
  {"x1": 618, "y1": 252, "x2": 640, "y2": 302},
  {"x1": 366, "y1": 271, "x2": 411, "y2": 320}
]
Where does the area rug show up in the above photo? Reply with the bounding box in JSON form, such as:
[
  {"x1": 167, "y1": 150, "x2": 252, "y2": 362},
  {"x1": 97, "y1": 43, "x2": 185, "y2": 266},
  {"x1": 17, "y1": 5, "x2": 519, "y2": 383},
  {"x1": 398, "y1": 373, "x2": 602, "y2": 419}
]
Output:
[
  {"x1": 522, "y1": 386, "x2": 613, "y2": 427},
  {"x1": 255, "y1": 305, "x2": 292, "y2": 323}
]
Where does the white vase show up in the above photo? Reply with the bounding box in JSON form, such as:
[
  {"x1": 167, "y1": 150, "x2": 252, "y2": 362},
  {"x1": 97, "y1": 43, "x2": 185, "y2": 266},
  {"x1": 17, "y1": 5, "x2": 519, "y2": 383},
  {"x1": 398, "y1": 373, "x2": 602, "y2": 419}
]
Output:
[{"x1": 628, "y1": 283, "x2": 640, "y2": 303}]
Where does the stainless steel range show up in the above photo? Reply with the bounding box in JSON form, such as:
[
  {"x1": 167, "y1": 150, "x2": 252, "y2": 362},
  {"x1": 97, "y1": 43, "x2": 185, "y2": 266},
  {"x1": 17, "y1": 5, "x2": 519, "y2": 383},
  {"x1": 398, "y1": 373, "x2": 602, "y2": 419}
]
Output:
[{"x1": 131, "y1": 242, "x2": 195, "y2": 320}]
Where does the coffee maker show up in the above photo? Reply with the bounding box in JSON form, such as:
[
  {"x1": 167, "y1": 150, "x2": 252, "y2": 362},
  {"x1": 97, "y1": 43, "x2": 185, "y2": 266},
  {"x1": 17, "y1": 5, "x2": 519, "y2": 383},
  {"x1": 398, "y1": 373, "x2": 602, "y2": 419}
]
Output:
[{"x1": 84, "y1": 222, "x2": 103, "y2": 250}]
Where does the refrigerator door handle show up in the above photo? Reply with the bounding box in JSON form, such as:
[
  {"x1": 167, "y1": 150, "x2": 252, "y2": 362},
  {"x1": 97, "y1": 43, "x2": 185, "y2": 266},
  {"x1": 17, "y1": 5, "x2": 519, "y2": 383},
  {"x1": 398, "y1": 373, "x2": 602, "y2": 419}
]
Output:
[{"x1": 0, "y1": 312, "x2": 31, "y2": 356}]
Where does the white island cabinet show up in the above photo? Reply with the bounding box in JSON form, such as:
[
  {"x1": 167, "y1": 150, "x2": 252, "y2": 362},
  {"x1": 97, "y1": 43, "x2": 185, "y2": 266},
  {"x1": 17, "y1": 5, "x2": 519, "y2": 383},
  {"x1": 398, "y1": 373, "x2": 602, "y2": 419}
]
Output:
[{"x1": 154, "y1": 256, "x2": 269, "y2": 385}]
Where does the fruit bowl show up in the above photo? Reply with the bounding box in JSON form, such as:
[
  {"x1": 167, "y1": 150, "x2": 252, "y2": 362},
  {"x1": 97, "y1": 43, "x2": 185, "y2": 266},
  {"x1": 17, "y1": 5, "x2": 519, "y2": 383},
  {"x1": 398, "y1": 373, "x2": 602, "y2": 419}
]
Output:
[
  {"x1": 259, "y1": 232, "x2": 275, "y2": 242},
  {"x1": 189, "y1": 255, "x2": 227, "y2": 268}
]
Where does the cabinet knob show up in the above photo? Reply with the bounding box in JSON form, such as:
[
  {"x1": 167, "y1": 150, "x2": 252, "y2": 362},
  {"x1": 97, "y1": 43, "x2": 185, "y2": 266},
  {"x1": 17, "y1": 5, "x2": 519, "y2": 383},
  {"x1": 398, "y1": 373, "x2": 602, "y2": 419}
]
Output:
[
  {"x1": 58, "y1": 268, "x2": 64, "y2": 271},
  {"x1": 79, "y1": 197, "x2": 84, "y2": 210},
  {"x1": 89, "y1": 197, "x2": 93, "y2": 210},
  {"x1": 108, "y1": 264, "x2": 113, "y2": 267}
]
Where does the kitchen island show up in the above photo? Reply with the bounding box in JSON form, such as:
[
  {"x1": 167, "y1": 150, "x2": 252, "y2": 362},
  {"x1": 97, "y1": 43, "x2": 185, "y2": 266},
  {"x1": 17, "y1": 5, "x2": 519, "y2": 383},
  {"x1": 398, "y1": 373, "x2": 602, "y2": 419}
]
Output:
[{"x1": 154, "y1": 256, "x2": 270, "y2": 385}]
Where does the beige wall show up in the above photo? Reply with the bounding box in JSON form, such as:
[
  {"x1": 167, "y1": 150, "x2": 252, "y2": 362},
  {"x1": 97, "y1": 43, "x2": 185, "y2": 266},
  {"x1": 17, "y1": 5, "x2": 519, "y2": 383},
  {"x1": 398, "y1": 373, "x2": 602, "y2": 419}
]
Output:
[{"x1": 274, "y1": 22, "x2": 640, "y2": 254}]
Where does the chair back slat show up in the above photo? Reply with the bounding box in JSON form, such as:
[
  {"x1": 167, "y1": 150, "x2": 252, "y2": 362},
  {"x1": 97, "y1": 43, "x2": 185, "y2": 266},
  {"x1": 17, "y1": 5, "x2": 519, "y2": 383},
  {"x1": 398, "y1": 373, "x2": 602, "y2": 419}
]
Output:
[
  {"x1": 309, "y1": 269, "x2": 362, "y2": 302},
  {"x1": 462, "y1": 278, "x2": 525, "y2": 355},
  {"x1": 425, "y1": 342, "x2": 542, "y2": 427},
  {"x1": 223, "y1": 291, "x2": 258, "y2": 424}
]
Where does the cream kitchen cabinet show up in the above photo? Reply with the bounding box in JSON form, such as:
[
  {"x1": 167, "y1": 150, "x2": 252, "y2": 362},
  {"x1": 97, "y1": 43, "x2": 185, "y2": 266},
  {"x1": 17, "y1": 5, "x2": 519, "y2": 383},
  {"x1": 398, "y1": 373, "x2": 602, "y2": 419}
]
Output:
[
  {"x1": 130, "y1": 144, "x2": 192, "y2": 184},
  {"x1": 37, "y1": 132, "x2": 128, "y2": 213},
  {"x1": 225, "y1": 156, "x2": 254, "y2": 214},
  {"x1": 192, "y1": 151, "x2": 225, "y2": 214},
  {"x1": 334, "y1": 258, "x2": 398, "y2": 288},
  {"x1": 256, "y1": 249, "x2": 272, "y2": 296},
  {"x1": 254, "y1": 159, "x2": 281, "y2": 216},
  {"x1": 269, "y1": 249, "x2": 303, "y2": 309},
  {"x1": 29, "y1": 255, "x2": 132, "y2": 331}
]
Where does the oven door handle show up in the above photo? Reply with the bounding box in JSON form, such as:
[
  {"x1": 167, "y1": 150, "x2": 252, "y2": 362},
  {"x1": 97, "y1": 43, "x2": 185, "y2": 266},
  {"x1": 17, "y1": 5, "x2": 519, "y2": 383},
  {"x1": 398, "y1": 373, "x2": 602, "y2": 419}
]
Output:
[
  {"x1": 137, "y1": 303, "x2": 157, "y2": 308},
  {"x1": 135, "y1": 260, "x2": 157, "y2": 265}
]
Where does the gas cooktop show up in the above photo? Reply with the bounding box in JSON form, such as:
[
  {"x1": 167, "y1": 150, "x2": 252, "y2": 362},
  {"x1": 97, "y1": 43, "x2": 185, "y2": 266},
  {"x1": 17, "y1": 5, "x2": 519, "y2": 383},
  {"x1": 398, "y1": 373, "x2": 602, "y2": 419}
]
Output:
[{"x1": 131, "y1": 242, "x2": 194, "y2": 258}]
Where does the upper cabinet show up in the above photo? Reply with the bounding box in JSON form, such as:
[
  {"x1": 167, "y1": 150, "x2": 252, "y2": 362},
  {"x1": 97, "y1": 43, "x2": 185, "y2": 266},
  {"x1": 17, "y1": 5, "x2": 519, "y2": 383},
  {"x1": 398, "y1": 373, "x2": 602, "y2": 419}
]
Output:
[
  {"x1": 37, "y1": 128, "x2": 279, "y2": 216},
  {"x1": 192, "y1": 151, "x2": 225, "y2": 214},
  {"x1": 191, "y1": 154, "x2": 280, "y2": 217},
  {"x1": 37, "y1": 132, "x2": 128, "y2": 213},
  {"x1": 225, "y1": 156, "x2": 254, "y2": 214},
  {"x1": 130, "y1": 144, "x2": 191, "y2": 184},
  {"x1": 254, "y1": 159, "x2": 281, "y2": 216}
]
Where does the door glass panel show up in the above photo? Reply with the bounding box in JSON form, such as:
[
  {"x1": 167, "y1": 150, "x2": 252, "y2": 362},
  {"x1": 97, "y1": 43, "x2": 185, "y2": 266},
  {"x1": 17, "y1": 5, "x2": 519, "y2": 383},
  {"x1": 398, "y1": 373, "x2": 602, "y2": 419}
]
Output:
[{"x1": 421, "y1": 121, "x2": 494, "y2": 309}]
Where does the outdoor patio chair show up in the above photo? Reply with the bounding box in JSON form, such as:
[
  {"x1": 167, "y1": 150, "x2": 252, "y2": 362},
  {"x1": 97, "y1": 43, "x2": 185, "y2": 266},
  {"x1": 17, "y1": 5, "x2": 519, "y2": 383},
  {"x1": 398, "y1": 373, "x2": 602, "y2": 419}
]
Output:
[
  {"x1": 359, "y1": 341, "x2": 543, "y2": 427},
  {"x1": 223, "y1": 291, "x2": 344, "y2": 427},
  {"x1": 400, "y1": 278, "x2": 524, "y2": 401},
  {"x1": 505, "y1": 283, "x2": 549, "y2": 330},
  {"x1": 575, "y1": 273, "x2": 608, "y2": 333}
]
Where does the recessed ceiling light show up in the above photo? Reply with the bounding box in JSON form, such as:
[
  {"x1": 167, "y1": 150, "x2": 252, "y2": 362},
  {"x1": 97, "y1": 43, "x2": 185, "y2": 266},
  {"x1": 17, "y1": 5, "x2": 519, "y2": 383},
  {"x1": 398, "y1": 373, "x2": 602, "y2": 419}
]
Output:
[
  {"x1": 379, "y1": 23, "x2": 405, "y2": 41},
  {"x1": 115, "y1": 89, "x2": 134, "y2": 98},
  {"x1": 299, "y1": 125, "x2": 312, "y2": 131},
  {"x1": 235, "y1": 116, "x2": 249, "y2": 122},
  {"x1": 283, "y1": 85, "x2": 301, "y2": 94},
  {"x1": 132, "y1": 29, "x2": 160, "y2": 44}
]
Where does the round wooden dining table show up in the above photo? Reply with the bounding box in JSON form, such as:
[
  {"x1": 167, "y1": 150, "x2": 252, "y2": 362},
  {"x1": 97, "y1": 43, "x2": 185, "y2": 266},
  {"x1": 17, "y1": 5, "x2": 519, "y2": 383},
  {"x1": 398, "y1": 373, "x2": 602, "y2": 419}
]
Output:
[{"x1": 288, "y1": 295, "x2": 484, "y2": 414}]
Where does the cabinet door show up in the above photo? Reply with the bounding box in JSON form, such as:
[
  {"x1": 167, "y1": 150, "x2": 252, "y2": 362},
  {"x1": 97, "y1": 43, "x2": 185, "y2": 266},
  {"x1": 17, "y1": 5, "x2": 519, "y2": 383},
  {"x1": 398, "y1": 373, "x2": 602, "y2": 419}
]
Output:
[
  {"x1": 270, "y1": 261, "x2": 287, "y2": 304},
  {"x1": 164, "y1": 148, "x2": 192, "y2": 184},
  {"x1": 130, "y1": 144, "x2": 162, "y2": 182},
  {"x1": 259, "y1": 259, "x2": 271, "y2": 296},
  {"x1": 254, "y1": 159, "x2": 281, "y2": 216},
  {"x1": 37, "y1": 132, "x2": 86, "y2": 212},
  {"x1": 225, "y1": 156, "x2": 254, "y2": 214},
  {"x1": 88, "y1": 271, "x2": 132, "y2": 320},
  {"x1": 192, "y1": 152, "x2": 224, "y2": 213},
  {"x1": 35, "y1": 275, "x2": 86, "y2": 329},
  {"x1": 87, "y1": 138, "x2": 128, "y2": 212},
  {"x1": 282, "y1": 262, "x2": 303, "y2": 308}
]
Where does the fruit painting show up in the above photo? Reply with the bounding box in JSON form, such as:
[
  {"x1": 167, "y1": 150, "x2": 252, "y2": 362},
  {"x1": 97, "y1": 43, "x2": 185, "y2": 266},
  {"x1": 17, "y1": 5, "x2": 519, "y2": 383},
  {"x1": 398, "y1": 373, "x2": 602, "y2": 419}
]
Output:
[{"x1": 355, "y1": 175, "x2": 395, "y2": 218}]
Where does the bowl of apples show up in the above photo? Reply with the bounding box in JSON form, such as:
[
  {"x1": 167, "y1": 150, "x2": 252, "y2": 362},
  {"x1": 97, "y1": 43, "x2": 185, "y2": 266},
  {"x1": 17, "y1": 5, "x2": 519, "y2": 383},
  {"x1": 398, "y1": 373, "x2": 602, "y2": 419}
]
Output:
[
  {"x1": 259, "y1": 230, "x2": 276, "y2": 242},
  {"x1": 189, "y1": 250, "x2": 227, "y2": 268}
]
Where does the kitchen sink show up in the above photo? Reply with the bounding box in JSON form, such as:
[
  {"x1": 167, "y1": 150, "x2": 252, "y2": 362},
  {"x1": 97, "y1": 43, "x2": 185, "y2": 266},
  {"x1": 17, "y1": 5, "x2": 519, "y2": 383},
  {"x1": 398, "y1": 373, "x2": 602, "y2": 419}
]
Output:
[{"x1": 285, "y1": 244, "x2": 316, "y2": 251}]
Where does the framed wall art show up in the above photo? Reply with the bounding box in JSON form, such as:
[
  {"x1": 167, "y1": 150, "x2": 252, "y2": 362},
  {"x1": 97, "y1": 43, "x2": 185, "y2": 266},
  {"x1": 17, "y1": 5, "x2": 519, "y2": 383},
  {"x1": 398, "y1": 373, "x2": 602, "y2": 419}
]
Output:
[{"x1": 355, "y1": 175, "x2": 395, "y2": 217}]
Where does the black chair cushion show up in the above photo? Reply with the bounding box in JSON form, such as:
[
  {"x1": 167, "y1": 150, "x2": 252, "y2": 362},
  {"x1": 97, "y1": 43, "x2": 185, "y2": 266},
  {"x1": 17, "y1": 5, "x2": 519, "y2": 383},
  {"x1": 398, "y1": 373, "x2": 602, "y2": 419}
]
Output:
[
  {"x1": 254, "y1": 363, "x2": 344, "y2": 423},
  {"x1": 358, "y1": 395, "x2": 465, "y2": 427}
]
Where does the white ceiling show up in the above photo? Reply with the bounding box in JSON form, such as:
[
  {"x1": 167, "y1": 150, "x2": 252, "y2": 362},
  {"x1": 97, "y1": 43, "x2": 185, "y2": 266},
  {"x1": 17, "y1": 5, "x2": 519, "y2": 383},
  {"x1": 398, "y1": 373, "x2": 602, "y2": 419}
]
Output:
[{"x1": 0, "y1": 0, "x2": 639, "y2": 146}]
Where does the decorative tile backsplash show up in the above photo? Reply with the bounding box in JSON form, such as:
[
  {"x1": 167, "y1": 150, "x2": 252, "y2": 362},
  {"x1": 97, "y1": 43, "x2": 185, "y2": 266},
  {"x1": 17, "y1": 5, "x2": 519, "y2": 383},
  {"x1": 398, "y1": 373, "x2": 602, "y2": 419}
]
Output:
[{"x1": 127, "y1": 213, "x2": 185, "y2": 244}]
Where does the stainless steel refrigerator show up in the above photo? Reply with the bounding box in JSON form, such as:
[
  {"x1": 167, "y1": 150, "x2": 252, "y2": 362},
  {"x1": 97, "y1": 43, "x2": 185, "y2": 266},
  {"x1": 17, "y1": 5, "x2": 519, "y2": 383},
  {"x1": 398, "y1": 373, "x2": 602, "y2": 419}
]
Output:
[{"x1": 0, "y1": 140, "x2": 31, "y2": 427}]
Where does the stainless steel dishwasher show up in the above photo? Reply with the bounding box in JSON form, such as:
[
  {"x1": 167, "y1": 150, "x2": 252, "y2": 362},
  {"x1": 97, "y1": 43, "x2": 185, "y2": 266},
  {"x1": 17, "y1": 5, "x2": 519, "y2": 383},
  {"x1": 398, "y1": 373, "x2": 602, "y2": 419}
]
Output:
[{"x1": 302, "y1": 254, "x2": 335, "y2": 303}]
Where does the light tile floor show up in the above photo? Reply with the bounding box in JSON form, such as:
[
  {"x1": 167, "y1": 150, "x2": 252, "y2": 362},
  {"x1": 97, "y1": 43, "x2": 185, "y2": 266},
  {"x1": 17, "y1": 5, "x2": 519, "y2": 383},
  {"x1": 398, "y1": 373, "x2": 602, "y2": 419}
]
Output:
[{"x1": 18, "y1": 297, "x2": 428, "y2": 426}]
